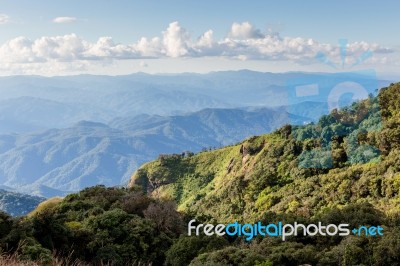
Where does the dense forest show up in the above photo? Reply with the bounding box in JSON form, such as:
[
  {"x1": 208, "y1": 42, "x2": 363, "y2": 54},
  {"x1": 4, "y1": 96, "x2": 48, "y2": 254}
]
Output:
[{"x1": 1, "y1": 83, "x2": 400, "y2": 265}]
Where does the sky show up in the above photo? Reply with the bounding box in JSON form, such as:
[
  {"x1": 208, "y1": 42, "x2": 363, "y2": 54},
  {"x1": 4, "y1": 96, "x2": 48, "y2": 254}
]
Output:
[{"x1": 0, "y1": 0, "x2": 399, "y2": 76}]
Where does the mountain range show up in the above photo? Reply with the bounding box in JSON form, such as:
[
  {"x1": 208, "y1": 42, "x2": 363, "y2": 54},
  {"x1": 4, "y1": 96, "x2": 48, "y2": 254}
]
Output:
[
  {"x1": 0, "y1": 71, "x2": 391, "y2": 198},
  {"x1": 0, "y1": 71, "x2": 388, "y2": 134},
  {"x1": 0, "y1": 106, "x2": 313, "y2": 197}
]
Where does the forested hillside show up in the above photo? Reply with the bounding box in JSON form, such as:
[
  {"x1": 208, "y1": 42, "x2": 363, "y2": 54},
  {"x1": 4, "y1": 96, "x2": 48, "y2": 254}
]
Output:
[
  {"x1": 132, "y1": 82, "x2": 400, "y2": 264},
  {"x1": 0, "y1": 83, "x2": 400, "y2": 265},
  {"x1": 130, "y1": 83, "x2": 400, "y2": 223}
]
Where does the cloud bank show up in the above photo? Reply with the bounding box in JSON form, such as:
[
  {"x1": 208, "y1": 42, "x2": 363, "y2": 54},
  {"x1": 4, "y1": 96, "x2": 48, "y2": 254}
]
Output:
[{"x1": 0, "y1": 21, "x2": 395, "y2": 74}]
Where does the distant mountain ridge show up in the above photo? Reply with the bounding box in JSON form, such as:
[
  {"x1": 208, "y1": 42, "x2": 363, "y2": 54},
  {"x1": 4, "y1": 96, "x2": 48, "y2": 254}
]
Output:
[
  {"x1": 0, "y1": 106, "x2": 313, "y2": 197},
  {"x1": 0, "y1": 189, "x2": 44, "y2": 216},
  {"x1": 0, "y1": 71, "x2": 390, "y2": 134}
]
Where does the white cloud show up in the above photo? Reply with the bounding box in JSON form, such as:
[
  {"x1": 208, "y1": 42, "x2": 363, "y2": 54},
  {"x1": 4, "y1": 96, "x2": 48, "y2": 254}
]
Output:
[
  {"x1": 53, "y1": 17, "x2": 77, "y2": 24},
  {"x1": 85, "y1": 36, "x2": 139, "y2": 59},
  {"x1": 197, "y1": 30, "x2": 214, "y2": 48},
  {"x1": 0, "y1": 34, "x2": 87, "y2": 63},
  {"x1": 0, "y1": 13, "x2": 10, "y2": 24},
  {"x1": 0, "y1": 21, "x2": 395, "y2": 74},
  {"x1": 229, "y1": 22, "x2": 263, "y2": 39},
  {"x1": 162, "y1": 21, "x2": 191, "y2": 57},
  {"x1": 135, "y1": 37, "x2": 162, "y2": 57}
]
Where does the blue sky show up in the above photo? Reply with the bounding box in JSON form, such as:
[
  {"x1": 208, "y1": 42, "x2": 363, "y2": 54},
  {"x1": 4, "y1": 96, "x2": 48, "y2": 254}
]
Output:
[{"x1": 0, "y1": 0, "x2": 399, "y2": 76}]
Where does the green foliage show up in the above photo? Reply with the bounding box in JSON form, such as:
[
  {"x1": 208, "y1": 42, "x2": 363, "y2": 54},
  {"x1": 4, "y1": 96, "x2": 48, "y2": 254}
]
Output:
[
  {"x1": 19, "y1": 237, "x2": 53, "y2": 265},
  {"x1": 84, "y1": 208, "x2": 167, "y2": 264},
  {"x1": 189, "y1": 246, "x2": 266, "y2": 266},
  {"x1": 0, "y1": 211, "x2": 13, "y2": 238},
  {"x1": 261, "y1": 242, "x2": 318, "y2": 266},
  {"x1": 0, "y1": 186, "x2": 186, "y2": 265},
  {"x1": 165, "y1": 235, "x2": 229, "y2": 266},
  {"x1": 372, "y1": 227, "x2": 400, "y2": 265}
]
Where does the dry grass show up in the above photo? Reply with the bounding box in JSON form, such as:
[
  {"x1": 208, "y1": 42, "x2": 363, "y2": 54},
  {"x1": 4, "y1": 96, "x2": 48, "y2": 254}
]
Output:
[
  {"x1": 0, "y1": 253, "x2": 38, "y2": 266},
  {"x1": 0, "y1": 253, "x2": 155, "y2": 266},
  {"x1": 0, "y1": 252, "x2": 87, "y2": 266}
]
